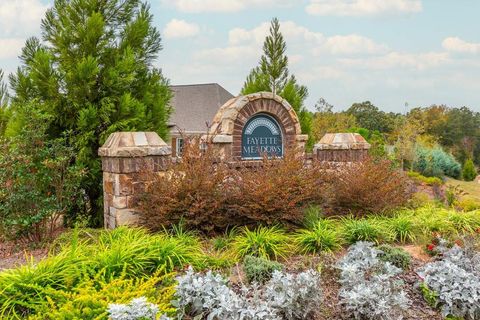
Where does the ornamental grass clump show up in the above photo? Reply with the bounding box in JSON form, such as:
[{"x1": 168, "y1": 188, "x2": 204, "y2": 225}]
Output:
[
  {"x1": 336, "y1": 242, "x2": 410, "y2": 320},
  {"x1": 0, "y1": 227, "x2": 200, "y2": 319},
  {"x1": 232, "y1": 225, "x2": 292, "y2": 260},
  {"x1": 417, "y1": 243, "x2": 480, "y2": 319},
  {"x1": 341, "y1": 217, "x2": 391, "y2": 244},
  {"x1": 294, "y1": 220, "x2": 342, "y2": 253}
]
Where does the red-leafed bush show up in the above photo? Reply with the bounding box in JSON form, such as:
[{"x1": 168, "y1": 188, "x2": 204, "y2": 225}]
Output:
[
  {"x1": 137, "y1": 139, "x2": 328, "y2": 233},
  {"x1": 326, "y1": 157, "x2": 413, "y2": 216}
]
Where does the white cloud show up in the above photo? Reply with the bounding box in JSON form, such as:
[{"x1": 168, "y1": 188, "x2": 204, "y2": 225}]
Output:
[
  {"x1": 320, "y1": 34, "x2": 389, "y2": 54},
  {"x1": 339, "y1": 51, "x2": 449, "y2": 70},
  {"x1": 306, "y1": 0, "x2": 422, "y2": 16},
  {"x1": 163, "y1": 19, "x2": 200, "y2": 39},
  {"x1": 0, "y1": 38, "x2": 25, "y2": 59},
  {"x1": 164, "y1": 0, "x2": 295, "y2": 13},
  {"x1": 442, "y1": 37, "x2": 480, "y2": 54},
  {"x1": 0, "y1": 0, "x2": 49, "y2": 37}
]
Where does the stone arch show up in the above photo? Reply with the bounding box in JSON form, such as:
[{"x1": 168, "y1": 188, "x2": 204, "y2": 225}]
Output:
[{"x1": 208, "y1": 92, "x2": 307, "y2": 161}]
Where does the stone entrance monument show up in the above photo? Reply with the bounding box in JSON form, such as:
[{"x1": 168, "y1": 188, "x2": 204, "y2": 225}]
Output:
[{"x1": 206, "y1": 92, "x2": 308, "y2": 161}]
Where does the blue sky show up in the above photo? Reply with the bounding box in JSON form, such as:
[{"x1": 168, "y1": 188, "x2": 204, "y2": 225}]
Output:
[{"x1": 1, "y1": 0, "x2": 480, "y2": 112}]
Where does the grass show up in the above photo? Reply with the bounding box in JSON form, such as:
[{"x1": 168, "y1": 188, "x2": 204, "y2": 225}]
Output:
[
  {"x1": 232, "y1": 225, "x2": 292, "y2": 260},
  {"x1": 341, "y1": 216, "x2": 392, "y2": 244},
  {"x1": 445, "y1": 178, "x2": 480, "y2": 202},
  {"x1": 295, "y1": 220, "x2": 342, "y2": 254},
  {"x1": 2, "y1": 204, "x2": 480, "y2": 319}
]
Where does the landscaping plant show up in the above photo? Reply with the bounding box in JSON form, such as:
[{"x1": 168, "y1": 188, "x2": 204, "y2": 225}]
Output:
[
  {"x1": 337, "y1": 242, "x2": 410, "y2": 319},
  {"x1": 417, "y1": 243, "x2": 480, "y2": 319},
  {"x1": 377, "y1": 244, "x2": 411, "y2": 270},
  {"x1": 232, "y1": 226, "x2": 292, "y2": 260},
  {"x1": 243, "y1": 255, "x2": 283, "y2": 284},
  {"x1": 294, "y1": 220, "x2": 342, "y2": 253},
  {"x1": 174, "y1": 267, "x2": 322, "y2": 320},
  {"x1": 341, "y1": 217, "x2": 391, "y2": 244},
  {"x1": 328, "y1": 157, "x2": 413, "y2": 215}
]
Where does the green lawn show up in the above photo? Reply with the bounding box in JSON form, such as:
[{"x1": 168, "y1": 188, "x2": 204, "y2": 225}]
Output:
[{"x1": 446, "y1": 178, "x2": 480, "y2": 201}]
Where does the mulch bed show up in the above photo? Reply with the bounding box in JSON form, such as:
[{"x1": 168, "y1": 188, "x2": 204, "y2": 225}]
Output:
[{"x1": 0, "y1": 239, "x2": 49, "y2": 271}]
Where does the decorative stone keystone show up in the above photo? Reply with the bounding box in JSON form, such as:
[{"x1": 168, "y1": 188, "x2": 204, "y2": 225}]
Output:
[{"x1": 99, "y1": 132, "x2": 171, "y2": 229}]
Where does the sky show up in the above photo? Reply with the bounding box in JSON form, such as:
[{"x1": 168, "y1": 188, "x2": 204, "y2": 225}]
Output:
[{"x1": 1, "y1": 0, "x2": 480, "y2": 113}]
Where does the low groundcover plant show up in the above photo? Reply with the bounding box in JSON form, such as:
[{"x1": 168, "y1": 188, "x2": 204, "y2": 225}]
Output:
[{"x1": 173, "y1": 266, "x2": 322, "y2": 320}]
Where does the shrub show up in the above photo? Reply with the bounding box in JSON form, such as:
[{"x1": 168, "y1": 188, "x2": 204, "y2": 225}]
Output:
[
  {"x1": 407, "y1": 171, "x2": 444, "y2": 186},
  {"x1": 413, "y1": 145, "x2": 461, "y2": 178},
  {"x1": 462, "y1": 159, "x2": 478, "y2": 181},
  {"x1": 341, "y1": 217, "x2": 390, "y2": 244},
  {"x1": 377, "y1": 244, "x2": 411, "y2": 270},
  {"x1": 294, "y1": 220, "x2": 342, "y2": 253},
  {"x1": 0, "y1": 102, "x2": 85, "y2": 241},
  {"x1": 337, "y1": 242, "x2": 410, "y2": 320},
  {"x1": 232, "y1": 226, "x2": 291, "y2": 260},
  {"x1": 243, "y1": 255, "x2": 283, "y2": 284},
  {"x1": 417, "y1": 245, "x2": 480, "y2": 319},
  {"x1": 138, "y1": 139, "x2": 327, "y2": 232},
  {"x1": 174, "y1": 267, "x2": 322, "y2": 320},
  {"x1": 328, "y1": 157, "x2": 413, "y2": 215},
  {"x1": 29, "y1": 271, "x2": 176, "y2": 320}
]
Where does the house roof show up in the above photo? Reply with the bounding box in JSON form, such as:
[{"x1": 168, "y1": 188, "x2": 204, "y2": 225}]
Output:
[
  {"x1": 314, "y1": 133, "x2": 371, "y2": 150},
  {"x1": 169, "y1": 83, "x2": 235, "y2": 134}
]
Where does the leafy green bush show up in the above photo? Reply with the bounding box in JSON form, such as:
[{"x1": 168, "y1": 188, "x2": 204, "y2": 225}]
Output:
[
  {"x1": 462, "y1": 159, "x2": 477, "y2": 181},
  {"x1": 413, "y1": 145, "x2": 461, "y2": 178},
  {"x1": 232, "y1": 226, "x2": 291, "y2": 260},
  {"x1": 0, "y1": 102, "x2": 85, "y2": 241},
  {"x1": 243, "y1": 255, "x2": 283, "y2": 284},
  {"x1": 295, "y1": 220, "x2": 342, "y2": 253},
  {"x1": 377, "y1": 244, "x2": 411, "y2": 270}
]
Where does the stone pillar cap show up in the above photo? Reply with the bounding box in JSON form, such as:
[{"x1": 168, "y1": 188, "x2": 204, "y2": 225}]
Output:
[
  {"x1": 314, "y1": 132, "x2": 371, "y2": 151},
  {"x1": 99, "y1": 132, "x2": 171, "y2": 157}
]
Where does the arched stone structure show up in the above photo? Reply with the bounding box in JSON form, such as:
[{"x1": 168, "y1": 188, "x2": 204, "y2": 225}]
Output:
[{"x1": 207, "y1": 92, "x2": 308, "y2": 161}]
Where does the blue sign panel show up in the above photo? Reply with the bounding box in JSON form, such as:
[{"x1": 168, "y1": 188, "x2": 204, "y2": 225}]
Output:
[{"x1": 242, "y1": 114, "x2": 283, "y2": 159}]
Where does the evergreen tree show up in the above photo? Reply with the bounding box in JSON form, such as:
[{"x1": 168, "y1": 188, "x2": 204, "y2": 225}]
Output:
[
  {"x1": 9, "y1": 0, "x2": 172, "y2": 224},
  {"x1": 241, "y1": 18, "x2": 313, "y2": 149},
  {"x1": 0, "y1": 69, "x2": 9, "y2": 136},
  {"x1": 462, "y1": 159, "x2": 477, "y2": 181}
]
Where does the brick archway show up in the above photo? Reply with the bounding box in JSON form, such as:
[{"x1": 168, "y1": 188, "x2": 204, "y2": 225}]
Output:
[{"x1": 208, "y1": 92, "x2": 307, "y2": 161}]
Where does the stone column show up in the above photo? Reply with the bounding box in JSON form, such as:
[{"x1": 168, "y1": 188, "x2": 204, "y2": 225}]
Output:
[{"x1": 98, "y1": 132, "x2": 171, "y2": 229}]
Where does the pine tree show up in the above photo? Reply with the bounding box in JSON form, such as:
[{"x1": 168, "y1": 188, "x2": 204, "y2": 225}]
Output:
[
  {"x1": 0, "y1": 69, "x2": 9, "y2": 136},
  {"x1": 9, "y1": 0, "x2": 172, "y2": 224},
  {"x1": 241, "y1": 18, "x2": 313, "y2": 149},
  {"x1": 462, "y1": 159, "x2": 477, "y2": 181}
]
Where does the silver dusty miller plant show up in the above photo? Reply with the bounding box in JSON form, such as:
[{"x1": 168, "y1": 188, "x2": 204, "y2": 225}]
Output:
[
  {"x1": 108, "y1": 297, "x2": 171, "y2": 320},
  {"x1": 173, "y1": 266, "x2": 322, "y2": 320},
  {"x1": 264, "y1": 269, "x2": 322, "y2": 320},
  {"x1": 417, "y1": 243, "x2": 480, "y2": 320},
  {"x1": 337, "y1": 242, "x2": 410, "y2": 320}
]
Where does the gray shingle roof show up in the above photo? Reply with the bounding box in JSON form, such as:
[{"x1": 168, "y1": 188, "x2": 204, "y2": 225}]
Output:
[{"x1": 169, "y1": 83, "x2": 234, "y2": 134}]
